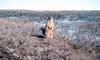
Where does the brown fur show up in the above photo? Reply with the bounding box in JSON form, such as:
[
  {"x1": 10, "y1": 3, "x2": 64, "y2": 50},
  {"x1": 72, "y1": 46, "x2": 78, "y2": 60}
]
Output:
[{"x1": 45, "y1": 17, "x2": 54, "y2": 39}]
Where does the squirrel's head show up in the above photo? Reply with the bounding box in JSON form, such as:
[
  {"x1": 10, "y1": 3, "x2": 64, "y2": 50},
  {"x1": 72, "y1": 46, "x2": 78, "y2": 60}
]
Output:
[{"x1": 48, "y1": 16, "x2": 53, "y2": 22}]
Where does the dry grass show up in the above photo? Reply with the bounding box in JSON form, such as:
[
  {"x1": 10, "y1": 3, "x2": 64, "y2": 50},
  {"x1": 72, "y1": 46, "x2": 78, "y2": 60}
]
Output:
[{"x1": 0, "y1": 19, "x2": 96, "y2": 60}]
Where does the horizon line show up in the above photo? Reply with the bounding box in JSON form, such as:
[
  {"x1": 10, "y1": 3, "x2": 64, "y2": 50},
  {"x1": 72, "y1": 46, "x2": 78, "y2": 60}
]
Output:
[{"x1": 0, "y1": 9, "x2": 100, "y2": 11}]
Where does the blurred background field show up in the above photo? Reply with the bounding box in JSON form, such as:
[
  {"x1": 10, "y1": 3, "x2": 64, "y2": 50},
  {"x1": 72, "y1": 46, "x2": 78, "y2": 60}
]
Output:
[{"x1": 0, "y1": 10, "x2": 99, "y2": 60}]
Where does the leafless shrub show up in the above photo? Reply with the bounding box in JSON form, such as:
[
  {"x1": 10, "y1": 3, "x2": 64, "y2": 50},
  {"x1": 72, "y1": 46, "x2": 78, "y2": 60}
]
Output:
[
  {"x1": 69, "y1": 24, "x2": 97, "y2": 52},
  {"x1": 0, "y1": 19, "x2": 96, "y2": 60}
]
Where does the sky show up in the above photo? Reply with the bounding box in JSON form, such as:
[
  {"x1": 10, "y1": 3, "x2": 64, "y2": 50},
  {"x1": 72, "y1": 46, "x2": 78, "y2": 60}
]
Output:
[{"x1": 0, "y1": 0, "x2": 100, "y2": 11}]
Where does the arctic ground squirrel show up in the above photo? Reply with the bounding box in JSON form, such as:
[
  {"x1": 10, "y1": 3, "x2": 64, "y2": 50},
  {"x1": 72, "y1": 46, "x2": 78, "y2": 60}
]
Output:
[{"x1": 45, "y1": 17, "x2": 54, "y2": 39}]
